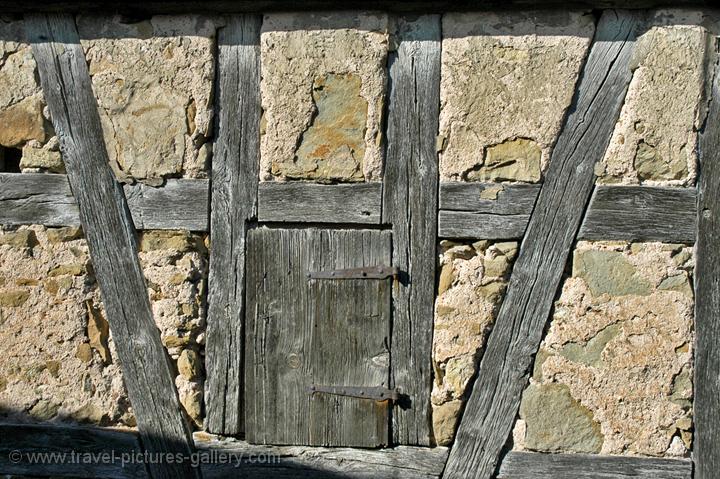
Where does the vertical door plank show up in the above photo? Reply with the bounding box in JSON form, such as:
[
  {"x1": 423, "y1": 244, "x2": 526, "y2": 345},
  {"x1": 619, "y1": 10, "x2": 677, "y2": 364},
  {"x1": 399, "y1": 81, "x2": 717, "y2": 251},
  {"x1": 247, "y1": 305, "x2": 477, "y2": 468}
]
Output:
[
  {"x1": 443, "y1": 10, "x2": 642, "y2": 479},
  {"x1": 382, "y1": 15, "x2": 441, "y2": 446},
  {"x1": 245, "y1": 228, "x2": 392, "y2": 447},
  {"x1": 26, "y1": 14, "x2": 199, "y2": 479},
  {"x1": 204, "y1": 15, "x2": 262, "y2": 435},
  {"x1": 694, "y1": 38, "x2": 720, "y2": 479}
]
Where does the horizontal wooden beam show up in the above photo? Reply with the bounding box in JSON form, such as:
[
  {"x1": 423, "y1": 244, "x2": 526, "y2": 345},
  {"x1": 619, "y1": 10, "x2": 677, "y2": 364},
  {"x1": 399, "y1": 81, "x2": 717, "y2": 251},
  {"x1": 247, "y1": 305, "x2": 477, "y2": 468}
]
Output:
[
  {"x1": 0, "y1": 174, "x2": 697, "y2": 243},
  {"x1": 0, "y1": 424, "x2": 447, "y2": 479},
  {"x1": 0, "y1": 424, "x2": 148, "y2": 478},
  {"x1": 439, "y1": 183, "x2": 697, "y2": 243},
  {"x1": 498, "y1": 451, "x2": 692, "y2": 479},
  {"x1": 0, "y1": 0, "x2": 710, "y2": 15},
  {"x1": 0, "y1": 424, "x2": 693, "y2": 479},
  {"x1": 257, "y1": 182, "x2": 382, "y2": 224}
]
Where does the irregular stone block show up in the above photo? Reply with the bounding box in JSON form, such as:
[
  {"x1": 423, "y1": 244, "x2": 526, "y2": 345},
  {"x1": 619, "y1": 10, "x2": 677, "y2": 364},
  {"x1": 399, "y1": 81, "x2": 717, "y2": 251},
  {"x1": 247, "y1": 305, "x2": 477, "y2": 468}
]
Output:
[
  {"x1": 599, "y1": 10, "x2": 711, "y2": 185},
  {"x1": 514, "y1": 241, "x2": 695, "y2": 457},
  {"x1": 260, "y1": 12, "x2": 389, "y2": 182},
  {"x1": 439, "y1": 11, "x2": 594, "y2": 181},
  {"x1": 520, "y1": 383, "x2": 604, "y2": 453},
  {"x1": 78, "y1": 15, "x2": 217, "y2": 183}
]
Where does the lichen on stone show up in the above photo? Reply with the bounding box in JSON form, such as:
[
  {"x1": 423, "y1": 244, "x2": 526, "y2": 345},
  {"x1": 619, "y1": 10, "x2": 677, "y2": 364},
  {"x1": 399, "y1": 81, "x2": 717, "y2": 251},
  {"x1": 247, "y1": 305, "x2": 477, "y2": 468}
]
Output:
[
  {"x1": 260, "y1": 12, "x2": 389, "y2": 182},
  {"x1": 598, "y1": 10, "x2": 712, "y2": 186},
  {"x1": 77, "y1": 15, "x2": 217, "y2": 184},
  {"x1": 439, "y1": 11, "x2": 594, "y2": 182},
  {"x1": 513, "y1": 241, "x2": 695, "y2": 457}
]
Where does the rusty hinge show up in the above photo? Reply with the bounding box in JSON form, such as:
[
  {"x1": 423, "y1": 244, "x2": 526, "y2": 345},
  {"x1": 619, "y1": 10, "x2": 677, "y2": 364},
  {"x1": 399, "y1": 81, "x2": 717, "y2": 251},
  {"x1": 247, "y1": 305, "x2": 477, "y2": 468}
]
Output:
[
  {"x1": 308, "y1": 384, "x2": 400, "y2": 402},
  {"x1": 307, "y1": 265, "x2": 399, "y2": 280}
]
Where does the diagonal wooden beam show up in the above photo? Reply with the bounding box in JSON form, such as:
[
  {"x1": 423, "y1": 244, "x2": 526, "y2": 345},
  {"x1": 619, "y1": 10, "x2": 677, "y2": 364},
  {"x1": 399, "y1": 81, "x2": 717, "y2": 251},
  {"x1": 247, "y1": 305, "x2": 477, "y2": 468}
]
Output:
[
  {"x1": 25, "y1": 13, "x2": 200, "y2": 479},
  {"x1": 694, "y1": 36, "x2": 720, "y2": 479},
  {"x1": 382, "y1": 14, "x2": 441, "y2": 446},
  {"x1": 204, "y1": 15, "x2": 262, "y2": 435},
  {"x1": 443, "y1": 10, "x2": 642, "y2": 478}
]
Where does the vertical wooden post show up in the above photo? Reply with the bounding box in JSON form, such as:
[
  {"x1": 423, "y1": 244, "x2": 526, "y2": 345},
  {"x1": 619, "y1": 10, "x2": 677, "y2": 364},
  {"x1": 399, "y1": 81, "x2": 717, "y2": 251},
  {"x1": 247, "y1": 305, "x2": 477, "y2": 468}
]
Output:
[
  {"x1": 204, "y1": 15, "x2": 262, "y2": 435},
  {"x1": 26, "y1": 14, "x2": 200, "y2": 479},
  {"x1": 443, "y1": 10, "x2": 641, "y2": 478},
  {"x1": 382, "y1": 15, "x2": 441, "y2": 446},
  {"x1": 694, "y1": 37, "x2": 720, "y2": 479}
]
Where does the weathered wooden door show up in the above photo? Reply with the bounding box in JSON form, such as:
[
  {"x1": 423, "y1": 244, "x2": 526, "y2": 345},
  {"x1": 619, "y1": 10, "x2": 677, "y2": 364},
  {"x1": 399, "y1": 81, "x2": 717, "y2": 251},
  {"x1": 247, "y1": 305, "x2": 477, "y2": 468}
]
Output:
[{"x1": 244, "y1": 227, "x2": 393, "y2": 447}]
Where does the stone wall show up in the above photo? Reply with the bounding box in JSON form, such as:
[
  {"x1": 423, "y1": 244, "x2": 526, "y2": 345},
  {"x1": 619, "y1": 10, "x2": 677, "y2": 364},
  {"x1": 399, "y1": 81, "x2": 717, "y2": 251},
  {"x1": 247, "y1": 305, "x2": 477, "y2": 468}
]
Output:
[
  {"x1": 0, "y1": 226, "x2": 208, "y2": 428},
  {"x1": 0, "y1": 9, "x2": 709, "y2": 458}
]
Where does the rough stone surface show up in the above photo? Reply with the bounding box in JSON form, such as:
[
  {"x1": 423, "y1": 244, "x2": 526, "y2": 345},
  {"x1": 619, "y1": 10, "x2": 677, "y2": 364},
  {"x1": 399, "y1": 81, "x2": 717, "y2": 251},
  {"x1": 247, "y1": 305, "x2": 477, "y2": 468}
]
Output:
[
  {"x1": 0, "y1": 226, "x2": 208, "y2": 428},
  {"x1": 78, "y1": 15, "x2": 217, "y2": 183},
  {"x1": 598, "y1": 10, "x2": 711, "y2": 186},
  {"x1": 0, "y1": 17, "x2": 53, "y2": 162},
  {"x1": 519, "y1": 383, "x2": 604, "y2": 453},
  {"x1": 513, "y1": 241, "x2": 695, "y2": 457},
  {"x1": 431, "y1": 240, "x2": 517, "y2": 445},
  {"x1": 439, "y1": 11, "x2": 594, "y2": 182},
  {"x1": 260, "y1": 12, "x2": 389, "y2": 182}
]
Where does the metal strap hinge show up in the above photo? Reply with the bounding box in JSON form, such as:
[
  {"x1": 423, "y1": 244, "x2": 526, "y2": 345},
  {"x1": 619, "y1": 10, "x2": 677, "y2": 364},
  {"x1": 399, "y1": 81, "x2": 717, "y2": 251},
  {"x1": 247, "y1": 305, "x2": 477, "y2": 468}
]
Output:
[
  {"x1": 308, "y1": 385, "x2": 400, "y2": 402},
  {"x1": 307, "y1": 265, "x2": 399, "y2": 280}
]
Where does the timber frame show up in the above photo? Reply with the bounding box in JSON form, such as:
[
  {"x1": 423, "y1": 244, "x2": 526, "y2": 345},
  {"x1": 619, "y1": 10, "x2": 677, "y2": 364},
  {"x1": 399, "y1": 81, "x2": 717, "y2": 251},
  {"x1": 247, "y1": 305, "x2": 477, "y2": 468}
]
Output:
[{"x1": 0, "y1": 4, "x2": 716, "y2": 479}]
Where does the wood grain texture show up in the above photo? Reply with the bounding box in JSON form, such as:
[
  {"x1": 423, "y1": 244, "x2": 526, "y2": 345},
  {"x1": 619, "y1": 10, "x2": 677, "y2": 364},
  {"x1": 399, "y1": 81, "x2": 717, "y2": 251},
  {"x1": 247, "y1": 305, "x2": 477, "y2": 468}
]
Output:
[
  {"x1": 694, "y1": 43, "x2": 720, "y2": 479},
  {"x1": 382, "y1": 15, "x2": 441, "y2": 446},
  {"x1": 124, "y1": 179, "x2": 209, "y2": 231},
  {"x1": 204, "y1": 15, "x2": 261, "y2": 435},
  {"x1": 0, "y1": 173, "x2": 80, "y2": 226},
  {"x1": 438, "y1": 182, "x2": 697, "y2": 242},
  {"x1": 245, "y1": 227, "x2": 392, "y2": 447},
  {"x1": 26, "y1": 13, "x2": 199, "y2": 479},
  {"x1": 196, "y1": 432, "x2": 448, "y2": 479},
  {"x1": 258, "y1": 182, "x2": 382, "y2": 224},
  {"x1": 443, "y1": 11, "x2": 641, "y2": 479},
  {"x1": 579, "y1": 185, "x2": 696, "y2": 243},
  {"x1": 497, "y1": 451, "x2": 691, "y2": 479},
  {"x1": 0, "y1": 1, "x2": 712, "y2": 15},
  {"x1": 0, "y1": 424, "x2": 149, "y2": 478}
]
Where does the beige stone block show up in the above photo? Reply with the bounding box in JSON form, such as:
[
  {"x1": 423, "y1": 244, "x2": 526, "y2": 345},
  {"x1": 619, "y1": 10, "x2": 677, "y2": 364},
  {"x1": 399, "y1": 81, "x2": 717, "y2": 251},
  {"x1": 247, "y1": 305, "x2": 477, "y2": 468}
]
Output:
[
  {"x1": 439, "y1": 11, "x2": 594, "y2": 181},
  {"x1": 260, "y1": 12, "x2": 389, "y2": 182},
  {"x1": 78, "y1": 15, "x2": 217, "y2": 182}
]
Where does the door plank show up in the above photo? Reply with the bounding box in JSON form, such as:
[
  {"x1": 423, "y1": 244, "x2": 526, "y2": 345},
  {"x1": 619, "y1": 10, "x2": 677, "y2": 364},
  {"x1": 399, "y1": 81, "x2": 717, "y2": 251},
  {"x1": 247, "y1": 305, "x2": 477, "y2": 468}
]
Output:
[
  {"x1": 382, "y1": 14, "x2": 441, "y2": 446},
  {"x1": 245, "y1": 228, "x2": 392, "y2": 447},
  {"x1": 204, "y1": 15, "x2": 262, "y2": 435},
  {"x1": 694, "y1": 40, "x2": 720, "y2": 479},
  {"x1": 25, "y1": 13, "x2": 199, "y2": 479},
  {"x1": 443, "y1": 10, "x2": 642, "y2": 478}
]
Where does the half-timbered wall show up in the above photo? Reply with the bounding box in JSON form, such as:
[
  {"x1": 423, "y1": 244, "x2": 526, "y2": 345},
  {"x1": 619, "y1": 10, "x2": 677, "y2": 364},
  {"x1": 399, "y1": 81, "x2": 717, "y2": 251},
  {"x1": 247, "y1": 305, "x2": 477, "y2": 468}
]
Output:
[{"x1": 0, "y1": 5, "x2": 716, "y2": 479}]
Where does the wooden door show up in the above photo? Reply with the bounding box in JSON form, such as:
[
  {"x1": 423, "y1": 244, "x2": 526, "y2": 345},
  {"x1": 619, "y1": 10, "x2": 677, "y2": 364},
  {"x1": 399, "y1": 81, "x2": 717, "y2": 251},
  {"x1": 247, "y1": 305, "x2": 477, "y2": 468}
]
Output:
[{"x1": 244, "y1": 227, "x2": 393, "y2": 447}]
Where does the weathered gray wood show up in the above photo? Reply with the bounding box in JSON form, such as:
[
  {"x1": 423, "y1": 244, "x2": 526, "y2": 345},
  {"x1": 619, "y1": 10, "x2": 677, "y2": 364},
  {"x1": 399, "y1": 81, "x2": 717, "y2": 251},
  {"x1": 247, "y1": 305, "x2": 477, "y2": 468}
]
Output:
[
  {"x1": 438, "y1": 182, "x2": 697, "y2": 242},
  {"x1": 26, "y1": 14, "x2": 199, "y2": 479},
  {"x1": 497, "y1": 451, "x2": 691, "y2": 479},
  {"x1": 204, "y1": 15, "x2": 261, "y2": 436},
  {"x1": 0, "y1": 423, "x2": 149, "y2": 478},
  {"x1": 0, "y1": 173, "x2": 80, "y2": 226},
  {"x1": 439, "y1": 210, "x2": 531, "y2": 239},
  {"x1": 0, "y1": 423, "x2": 446, "y2": 479},
  {"x1": 0, "y1": 173, "x2": 699, "y2": 244},
  {"x1": 258, "y1": 182, "x2": 382, "y2": 224},
  {"x1": 579, "y1": 185, "x2": 696, "y2": 243},
  {"x1": 694, "y1": 42, "x2": 720, "y2": 479},
  {"x1": 443, "y1": 11, "x2": 641, "y2": 479},
  {"x1": 382, "y1": 15, "x2": 440, "y2": 446},
  {"x1": 245, "y1": 227, "x2": 392, "y2": 447},
  {"x1": 0, "y1": 1, "x2": 711, "y2": 15},
  {"x1": 124, "y1": 179, "x2": 209, "y2": 231},
  {"x1": 195, "y1": 432, "x2": 448, "y2": 479},
  {"x1": 439, "y1": 182, "x2": 540, "y2": 213}
]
